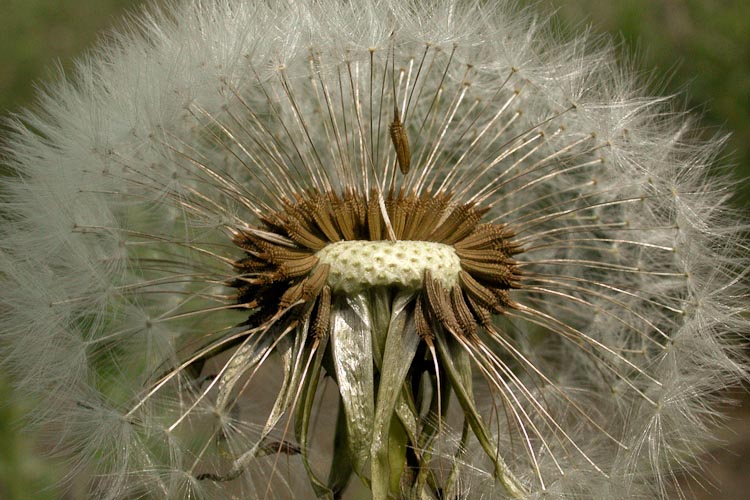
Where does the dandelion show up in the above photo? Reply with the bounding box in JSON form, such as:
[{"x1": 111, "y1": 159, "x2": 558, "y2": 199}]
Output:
[{"x1": 1, "y1": 0, "x2": 748, "y2": 499}]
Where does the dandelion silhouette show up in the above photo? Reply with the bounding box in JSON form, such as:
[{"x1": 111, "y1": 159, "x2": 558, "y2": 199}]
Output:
[{"x1": 1, "y1": 1, "x2": 748, "y2": 499}]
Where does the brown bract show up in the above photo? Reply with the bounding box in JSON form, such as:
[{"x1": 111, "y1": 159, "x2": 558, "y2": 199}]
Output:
[{"x1": 230, "y1": 189, "x2": 524, "y2": 344}]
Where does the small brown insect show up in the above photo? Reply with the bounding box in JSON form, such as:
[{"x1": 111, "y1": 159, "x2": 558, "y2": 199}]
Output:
[{"x1": 390, "y1": 102, "x2": 411, "y2": 174}]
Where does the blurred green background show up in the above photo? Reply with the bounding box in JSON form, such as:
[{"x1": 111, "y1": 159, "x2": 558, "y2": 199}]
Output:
[
  {"x1": 550, "y1": 0, "x2": 750, "y2": 206},
  {"x1": 0, "y1": 0, "x2": 748, "y2": 498}
]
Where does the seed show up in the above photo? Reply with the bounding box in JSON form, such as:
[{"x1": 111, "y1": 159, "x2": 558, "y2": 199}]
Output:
[{"x1": 390, "y1": 104, "x2": 411, "y2": 175}]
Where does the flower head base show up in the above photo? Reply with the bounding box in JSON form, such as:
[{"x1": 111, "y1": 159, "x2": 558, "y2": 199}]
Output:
[
  {"x1": 231, "y1": 188, "x2": 521, "y2": 326},
  {"x1": 228, "y1": 185, "x2": 526, "y2": 496},
  {"x1": 1, "y1": 0, "x2": 748, "y2": 499},
  {"x1": 317, "y1": 239, "x2": 463, "y2": 292}
]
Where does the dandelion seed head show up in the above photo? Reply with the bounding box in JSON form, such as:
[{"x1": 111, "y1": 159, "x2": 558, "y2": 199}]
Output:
[{"x1": 1, "y1": 0, "x2": 748, "y2": 498}]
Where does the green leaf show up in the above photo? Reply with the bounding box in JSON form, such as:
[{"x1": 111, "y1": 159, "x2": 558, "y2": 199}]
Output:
[
  {"x1": 412, "y1": 363, "x2": 452, "y2": 496},
  {"x1": 395, "y1": 386, "x2": 419, "y2": 452},
  {"x1": 370, "y1": 291, "x2": 420, "y2": 500},
  {"x1": 330, "y1": 294, "x2": 376, "y2": 474},
  {"x1": 295, "y1": 334, "x2": 334, "y2": 499},
  {"x1": 387, "y1": 414, "x2": 410, "y2": 495},
  {"x1": 328, "y1": 399, "x2": 354, "y2": 495},
  {"x1": 367, "y1": 288, "x2": 393, "y2": 369}
]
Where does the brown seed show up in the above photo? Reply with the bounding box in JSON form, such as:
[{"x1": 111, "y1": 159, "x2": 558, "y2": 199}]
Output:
[
  {"x1": 455, "y1": 246, "x2": 513, "y2": 263},
  {"x1": 278, "y1": 279, "x2": 306, "y2": 310},
  {"x1": 454, "y1": 223, "x2": 513, "y2": 251},
  {"x1": 302, "y1": 263, "x2": 330, "y2": 301},
  {"x1": 284, "y1": 218, "x2": 327, "y2": 250},
  {"x1": 366, "y1": 193, "x2": 383, "y2": 240},
  {"x1": 424, "y1": 271, "x2": 462, "y2": 335},
  {"x1": 311, "y1": 196, "x2": 342, "y2": 242},
  {"x1": 429, "y1": 203, "x2": 487, "y2": 244},
  {"x1": 450, "y1": 286, "x2": 478, "y2": 339},
  {"x1": 464, "y1": 292, "x2": 493, "y2": 328},
  {"x1": 331, "y1": 195, "x2": 357, "y2": 240},
  {"x1": 344, "y1": 189, "x2": 367, "y2": 229},
  {"x1": 311, "y1": 286, "x2": 332, "y2": 339},
  {"x1": 414, "y1": 295, "x2": 434, "y2": 342},
  {"x1": 388, "y1": 191, "x2": 414, "y2": 239},
  {"x1": 458, "y1": 270, "x2": 504, "y2": 313},
  {"x1": 275, "y1": 254, "x2": 319, "y2": 280},
  {"x1": 390, "y1": 104, "x2": 411, "y2": 175},
  {"x1": 459, "y1": 259, "x2": 515, "y2": 287}
]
